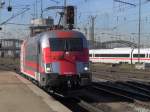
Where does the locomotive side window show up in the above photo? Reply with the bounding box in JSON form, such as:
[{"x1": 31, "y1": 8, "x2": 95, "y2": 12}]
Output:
[
  {"x1": 146, "y1": 53, "x2": 149, "y2": 58},
  {"x1": 49, "y1": 38, "x2": 83, "y2": 51},
  {"x1": 25, "y1": 41, "x2": 38, "y2": 61}
]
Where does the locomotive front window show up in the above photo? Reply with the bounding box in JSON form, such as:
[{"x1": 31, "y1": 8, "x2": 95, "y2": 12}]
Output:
[
  {"x1": 49, "y1": 38, "x2": 83, "y2": 51},
  {"x1": 49, "y1": 38, "x2": 65, "y2": 51}
]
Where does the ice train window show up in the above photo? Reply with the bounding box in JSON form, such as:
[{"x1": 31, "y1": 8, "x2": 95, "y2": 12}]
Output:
[
  {"x1": 95, "y1": 54, "x2": 129, "y2": 57},
  {"x1": 133, "y1": 54, "x2": 145, "y2": 58}
]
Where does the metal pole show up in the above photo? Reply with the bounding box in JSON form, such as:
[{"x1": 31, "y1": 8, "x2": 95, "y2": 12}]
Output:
[
  {"x1": 35, "y1": 0, "x2": 38, "y2": 18},
  {"x1": 40, "y1": 0, "x2": 43, "y2": 18},
  {"x1": 90, "y1": 16, "x2": 96, "y2": 47},
  {"x1": 138, "y1": 0, "x2": 141, "y2": 63},
  {"x1": 64, "y1": 0, "x2": 67, "y2": 7},
  {"x1": 63, "y1": 0, "x2": 67, "y2": 27},
  {"x1": 91, "y1": 16, "x2": 95, "y2": 42}
]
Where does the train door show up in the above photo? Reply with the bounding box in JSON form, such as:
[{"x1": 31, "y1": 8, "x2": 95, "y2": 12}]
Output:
[
  {"x1": 35, "y1": 39, "x2": 40, "y2": 80},
  {"x1": 37, "y1": 40, "x2": 47, "y2": 86},
  {"x1": 38, "y1": 39, "x2": 47, "y2": 86},
  {"x1": 37, "y1": 41, "x2": 41, "y2": 73}
]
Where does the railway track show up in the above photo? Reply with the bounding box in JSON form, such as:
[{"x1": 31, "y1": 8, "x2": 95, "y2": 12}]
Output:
[
  {"x1": 1, "y1": 64, "x2": 150, "y2": 111},
  {"x1": 78, "y1": 99, "x2": 104, "y2": 112},
  {"x1": 20, "y1": 73, "x2": 104, "y2": 112},
  {"x1": 0, "y1": 64, "x2": 103, "y2": 112},
  {"x1": 92, "y1": 69, "x2": 150, "y2": 82},
  {"x1": 51, "y1": 79, "x2": 150, "y2": 112},
  {"x1": 127, "y1": 81, "x2": 150, "y2": 90},
  {"x1": 92, "y1": 64, "x2": 150, "y2": 74},
  {"x1": 64, "y1": 97, "x2": 104, "y2": 112},
  {"x1": 92, "y1": 81, "x2": 150, "y2": 109},
  {"x1": 41, "y1": 86, "x2": 105, "y2": 112}
]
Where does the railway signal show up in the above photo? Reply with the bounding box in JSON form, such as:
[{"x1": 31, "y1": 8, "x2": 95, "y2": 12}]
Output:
[
  {"x1": 7, "y1": 0, "x2": 12, "y2": 12},
  {"x1": 66, "y1": 6, "x2": 74, "y2": 25},
  {"x1": 7, "y1": 6, "x2": 12, "y2": 12}
]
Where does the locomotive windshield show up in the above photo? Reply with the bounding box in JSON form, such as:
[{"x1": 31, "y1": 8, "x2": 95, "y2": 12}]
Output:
[{"x1": 49, "y1": 38, "x2": 83, "y2": 51}]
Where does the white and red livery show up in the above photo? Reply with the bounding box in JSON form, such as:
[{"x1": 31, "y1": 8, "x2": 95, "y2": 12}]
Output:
[{"x1": 89, "y1": 48, "x2": 150, "y2": 64}]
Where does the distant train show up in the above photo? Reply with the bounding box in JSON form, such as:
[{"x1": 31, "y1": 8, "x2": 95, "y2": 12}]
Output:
[
  {"x1": 20, "y1": 30, "x2": 91, "y2": 89},
  {"x1": 89, "y1": 48, "x2": 150, "y2": 64}
]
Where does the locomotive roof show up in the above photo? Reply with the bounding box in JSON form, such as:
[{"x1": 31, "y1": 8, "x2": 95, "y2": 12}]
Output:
[
  {"x1": 31, "y1": 30, "x2": 86, "y2": 39},
  {"x1": 24, "y1": 30, "x2": 88, "y2": 48}
]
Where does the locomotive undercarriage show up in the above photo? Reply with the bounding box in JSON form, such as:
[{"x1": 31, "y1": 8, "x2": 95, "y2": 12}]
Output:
[{"x1": 40, "y1": 73, "x2": 92, "y2": 90}]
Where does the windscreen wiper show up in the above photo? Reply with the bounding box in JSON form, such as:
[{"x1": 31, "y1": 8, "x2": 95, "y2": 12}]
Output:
[{"x1": 60, "y1": 40, "x2": 67, "y2": 59}]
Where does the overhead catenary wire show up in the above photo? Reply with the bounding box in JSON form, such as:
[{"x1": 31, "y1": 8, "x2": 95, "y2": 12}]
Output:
[{"x1": 0, "y1": 7, "x2": 30, "y2": 25}]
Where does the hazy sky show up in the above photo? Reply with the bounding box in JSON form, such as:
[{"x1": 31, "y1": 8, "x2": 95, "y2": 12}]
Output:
[
  {"x1": 0, "y1": 0, "x2": 113, "y2": 24},
  {"x1": 1, "y1": 0, "x2": 150, "y2": 46}
]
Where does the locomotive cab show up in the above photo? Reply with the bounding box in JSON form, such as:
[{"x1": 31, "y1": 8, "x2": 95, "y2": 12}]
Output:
[{"x1": 42, "y1": 31, "x2": 92, "y2": 88}]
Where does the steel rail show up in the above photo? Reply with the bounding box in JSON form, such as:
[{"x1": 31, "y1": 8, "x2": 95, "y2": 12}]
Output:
[
  {"x1": 116, "y1": 81, "x2": 150, "y2": 95},
  {"x1": 127, "y1": 81, "x2": 150, "y2": 91},
  {"x1": 92, "y1": 86, "x2": 134, "y2": 102},
  {"x1": 78, "y1": 99, "x2": 104, "y2": 112},
  {"x1": 92, "y1": 82, "x2": 150, "y2": 109},
  {"x1": 92, "y1": 82, "x2": 150, "y2": 101}
]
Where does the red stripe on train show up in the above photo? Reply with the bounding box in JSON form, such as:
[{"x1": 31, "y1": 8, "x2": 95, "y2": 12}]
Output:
[
  {"x1": 90, "y1": 57, "x2": 150, "y2": 60},
  {"x1": 56, "y1": 31, "x2": 74, "y2": 38},
  {"x1": 25, "y1": 61, "x2": 45, "y2": 73}
]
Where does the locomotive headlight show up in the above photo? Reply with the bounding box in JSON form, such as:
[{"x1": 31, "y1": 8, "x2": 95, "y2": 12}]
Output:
[
  {"x1": 46, "y1": 67, "x2": 51, "y2": 72},
  {"x1": 83, "y1": 62, "x2": 89, "y2": 71},
  {"x1": 84, "y1": 67, "x2": 88, "y2": 71},
  {"x1": 45, "y1": 64, "x2": 52, "y2": 73}
]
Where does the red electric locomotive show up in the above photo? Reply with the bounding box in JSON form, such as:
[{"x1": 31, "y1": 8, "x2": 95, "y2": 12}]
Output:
[{"x1": 20, "y1": 30, "x2": 91, "y2": 89}]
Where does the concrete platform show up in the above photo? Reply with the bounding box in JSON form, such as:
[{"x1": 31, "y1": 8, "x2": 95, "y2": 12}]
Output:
[{"x1": 0, "y1": 71, "x2": 71, "y2": 112}]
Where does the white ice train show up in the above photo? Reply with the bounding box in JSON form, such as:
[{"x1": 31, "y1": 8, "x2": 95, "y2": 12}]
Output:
[{"x1": 89, "y1": 48, "x2": 150, "y2": 64}]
